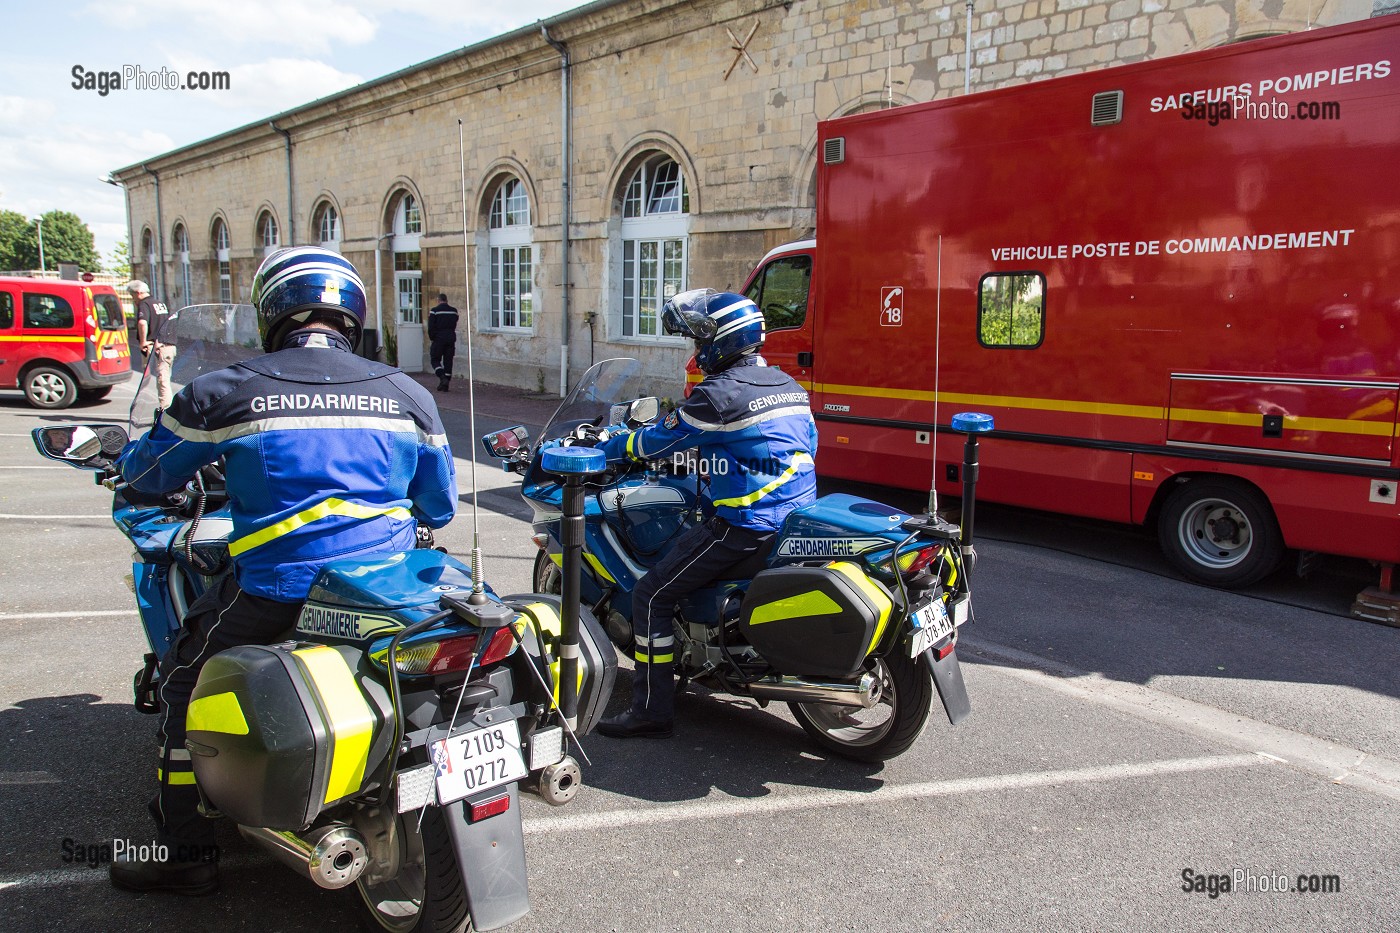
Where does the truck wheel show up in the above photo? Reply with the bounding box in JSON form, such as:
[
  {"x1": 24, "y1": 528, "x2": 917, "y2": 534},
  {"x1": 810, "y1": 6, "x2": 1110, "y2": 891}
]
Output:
[
  {"x1": 23, "y1": 366, "x2": 77, "y2": 409},
  {"x1": 790, "y1": 651, "x2": 933, "y2": 763},
  {"x1": 1157, "y1": 479, "x2": 1283, "y2": 587},
  {"x1": 357, "y1": 806, "x2": 472, "y2": 933},
  {"x1": 78, "y1": 386, "x2": 113, "y2": 402}
]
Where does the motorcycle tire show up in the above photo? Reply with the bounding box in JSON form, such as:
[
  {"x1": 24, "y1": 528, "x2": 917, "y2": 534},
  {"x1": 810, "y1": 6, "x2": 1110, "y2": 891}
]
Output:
[
  {"x1": 357, "y1": 806, "x2": 472, "y2": 933},
  {"x1": 531, "y1": 549, "x2": 561, "y2": 594},
  {"x1": 789, "y1": 651, "x2": 933, "y2": 763}
]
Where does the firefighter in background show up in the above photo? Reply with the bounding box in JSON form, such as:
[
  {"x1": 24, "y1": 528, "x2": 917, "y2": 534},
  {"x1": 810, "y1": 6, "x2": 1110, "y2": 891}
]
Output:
[
  {"x1": 427, "y1": 292, "x2": 460, "y2": 391},
  {"x1": 128, "y1": 279, "x2": 174, "y2": 409},
  {"x1": 109, "y1": 247, "x2": 457, "y2": 895},
  {"x1": 595, "y1": 289, "x2": 817, "y2": 739}
]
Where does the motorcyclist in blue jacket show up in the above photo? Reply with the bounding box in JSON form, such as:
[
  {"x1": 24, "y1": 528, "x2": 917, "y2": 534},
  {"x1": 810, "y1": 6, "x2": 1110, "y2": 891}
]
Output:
[
  {"x1": 596, "y1": 289, "x2": 817, "y2": 738},
  {"x1": 110, "y1": 246, "x2": 457, "y2": 895}
]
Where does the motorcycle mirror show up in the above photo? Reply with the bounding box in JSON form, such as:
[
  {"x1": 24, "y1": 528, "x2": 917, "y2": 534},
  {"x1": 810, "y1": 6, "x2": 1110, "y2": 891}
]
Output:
[
  {"x1": 625, "y1": 397, "x2": 661, "y2": 427},
  {"x1": 32, "y1": 424, "x2": 129, "y2": 469},
  {"x1": 481, "y1": 425, "x2": 530, "y2": 459}
]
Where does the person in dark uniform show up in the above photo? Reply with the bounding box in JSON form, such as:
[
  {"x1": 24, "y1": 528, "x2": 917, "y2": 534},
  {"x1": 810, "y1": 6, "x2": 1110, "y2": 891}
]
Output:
[
  {"x1": 109, "y1": 247, "x2": 457, "y2": 895},
  {"x1": 427, "y1": 292, "x2": 460, "y2": 391},
  {"x1": 595, "y1": 289, "x2": 817, "y2": 738}
]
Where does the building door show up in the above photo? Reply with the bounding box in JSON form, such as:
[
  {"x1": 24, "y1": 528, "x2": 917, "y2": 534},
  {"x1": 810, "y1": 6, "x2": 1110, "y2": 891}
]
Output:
[{"x1": 395, "y1": 268, "x2": 423, "y2": 371}]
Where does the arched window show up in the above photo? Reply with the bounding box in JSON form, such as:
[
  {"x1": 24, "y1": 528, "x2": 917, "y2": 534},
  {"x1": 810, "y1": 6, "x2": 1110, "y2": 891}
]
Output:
[
  {"x1": 140, "y1": 227, "x2": 155, "y2": 279},
  {"x1": 173, "y1": 223, "x2": 191, "y2": 306},
  {"x1": 619, "y1": 154, "x2": 689, "y2": 339},
  {"x1": 212, "y1": 219, "x2": 232, "y2": 303},
  {"x1": 487, "y1": 177, "x2": 533, "y2": 331},
  {"x1": 316, "y1": 203, "x2": 339, "y2": 249},
  {"x1": 257, "y1": 211, "x2": 279, "y2": 255},
  {"x1": 391, "y1": 193, "x2": 422, "y2": 326}
]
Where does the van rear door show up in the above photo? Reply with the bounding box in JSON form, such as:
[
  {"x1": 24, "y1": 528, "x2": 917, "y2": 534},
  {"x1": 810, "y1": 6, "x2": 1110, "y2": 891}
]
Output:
[{"x1": 88, "y1": 289, "x2": 132, "y2": 375}]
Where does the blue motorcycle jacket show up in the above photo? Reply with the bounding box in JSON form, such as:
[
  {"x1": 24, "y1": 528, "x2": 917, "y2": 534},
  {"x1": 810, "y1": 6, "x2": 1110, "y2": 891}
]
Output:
[
  {"x1": 600, "y1": 358, "x2": 816, "y2": 532},
  {"x1": 118, "y1": 329, "x2": 457, "y2": 601}
]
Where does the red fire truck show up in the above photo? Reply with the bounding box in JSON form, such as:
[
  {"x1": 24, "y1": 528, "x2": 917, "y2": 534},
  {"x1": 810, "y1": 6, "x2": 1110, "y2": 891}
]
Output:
[{"x1": 736, "y1": 16, "x2": 1399, "y2": 610}]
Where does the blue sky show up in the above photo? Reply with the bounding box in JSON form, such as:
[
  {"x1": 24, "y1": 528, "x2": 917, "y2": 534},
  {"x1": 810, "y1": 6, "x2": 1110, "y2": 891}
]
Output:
[{"x1": 0, "y1": 0, "x2": 587, "y2": 265}]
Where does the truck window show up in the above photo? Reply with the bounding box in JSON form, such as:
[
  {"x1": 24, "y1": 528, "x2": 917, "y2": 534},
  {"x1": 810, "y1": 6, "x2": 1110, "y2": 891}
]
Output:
[
  {"x1": 0, "y1": 292, "x2": 12, "y2": 329},
  {"x1": 978, "y1": 272, "x2": 1044, "y2": 348},
  {"x1": 23, "y1": 293, "x2": 74, "y2": 330},
  {"x1": 93, "y1": 293, "x2": 126, "y2": 330},
  {"x1": 745, "y1": 255, "x2": 811, "y2": 331}
]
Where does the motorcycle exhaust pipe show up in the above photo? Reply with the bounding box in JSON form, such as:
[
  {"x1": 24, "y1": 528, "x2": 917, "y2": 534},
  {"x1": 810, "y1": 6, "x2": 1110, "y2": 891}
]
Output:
[
  {"x1": 748, "y1": 672, "x2": 880, "y2": 709},
  {"x1": 238, "y1": 823, "x2": 369, "y2": 890}
]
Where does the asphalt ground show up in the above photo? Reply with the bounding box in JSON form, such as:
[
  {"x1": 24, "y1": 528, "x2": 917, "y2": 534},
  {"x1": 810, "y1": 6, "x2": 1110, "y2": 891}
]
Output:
[{"x1": 0, "y1": 373, "x2": 1396, "y2": 932}]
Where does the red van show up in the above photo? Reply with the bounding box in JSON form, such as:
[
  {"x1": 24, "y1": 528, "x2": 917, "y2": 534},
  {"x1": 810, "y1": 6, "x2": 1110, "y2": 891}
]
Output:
[{"x1": 0, "y1": 276, "x2": 132, "y2": 409}]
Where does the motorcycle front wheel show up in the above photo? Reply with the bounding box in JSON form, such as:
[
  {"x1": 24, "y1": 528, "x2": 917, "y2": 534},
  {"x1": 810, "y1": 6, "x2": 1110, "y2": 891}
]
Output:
[
  {"x1": 789, "y1": 651, "x2": 933, "y2": 763},
  {"x1": 357, "y1": 806, "x2": 471, "y2": 933}
]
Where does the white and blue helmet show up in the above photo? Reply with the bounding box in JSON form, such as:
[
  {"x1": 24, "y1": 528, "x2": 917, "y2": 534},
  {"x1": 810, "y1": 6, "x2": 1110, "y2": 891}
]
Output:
[
  {"x1": 251, "y1": 247, "x2": 367, "y2": 352},
  {"x1": 662, "y1": 289, "x2": 765, "y2": 374}
]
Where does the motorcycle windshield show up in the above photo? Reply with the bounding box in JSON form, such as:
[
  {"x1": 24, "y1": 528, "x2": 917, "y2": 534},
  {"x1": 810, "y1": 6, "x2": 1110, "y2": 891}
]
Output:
[
  {"x1": 129, "y1": 304, "x2": 262, "y2": 436},
  {"x1": 538, "y1": 357, "x2": 645, "y2": 443}
]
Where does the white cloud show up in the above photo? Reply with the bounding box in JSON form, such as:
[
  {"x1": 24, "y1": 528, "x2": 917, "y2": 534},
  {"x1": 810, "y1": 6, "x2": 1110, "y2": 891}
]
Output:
[
  {"x1": 156, "y1": 54, "x2": 365, "y2": 114},
  {"x1": 346, "y1": 0, "x2": 587, "y2": 35},
  {"x1": 83, "y1": 0, "x2": 378, "y2": 53}
]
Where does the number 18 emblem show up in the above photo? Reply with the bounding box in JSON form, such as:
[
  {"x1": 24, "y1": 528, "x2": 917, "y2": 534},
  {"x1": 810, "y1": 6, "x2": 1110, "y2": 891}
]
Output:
[{"x1": 881, "y1": 286, "x2": 904, "y2": 326}]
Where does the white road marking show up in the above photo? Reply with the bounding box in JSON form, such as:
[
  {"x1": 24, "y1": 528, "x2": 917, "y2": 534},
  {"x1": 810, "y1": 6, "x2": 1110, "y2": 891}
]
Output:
[
  {"x1": 522, "y1": 753, "x2": 1260, "y2": 835},
  {"x1": 0, "y1": 772, "x2": 61, "y2": 785},
  {"x1": 0, "y1": 609, "x2": 138, "y2": 621},
  {"x1": 959, "y1": 635, "x2": 1400, "y2": 802},
  {"x1": 0, "y1": 514, "x2": 106, "y2": 519}
]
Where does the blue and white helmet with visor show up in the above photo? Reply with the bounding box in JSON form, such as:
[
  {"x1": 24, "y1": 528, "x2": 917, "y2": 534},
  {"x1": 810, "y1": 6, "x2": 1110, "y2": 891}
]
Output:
[
  {"x1": 661, "y1": 288, "x2": 766, "y2": 374},
  {"x1": 251, "y1": 247, "x2": 368, "y2": 353}
]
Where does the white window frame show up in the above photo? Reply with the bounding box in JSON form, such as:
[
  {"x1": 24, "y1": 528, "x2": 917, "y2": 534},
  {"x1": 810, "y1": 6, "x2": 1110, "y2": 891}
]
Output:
[
  {"x1": 618, "y1": 157, "x2": 689, "y2": 343},
  {"x1": 317, "y1": 204, "x2": 340, "y2": 250},
  {"x1": 487, "y1": 179, "x2": 534, "y2": 333},
  {"x1": 213, "y1": 221, "x2": 231, "y2": 304},
  {"x1": 392, "y1": 194, "x2": 422, "y2": 326},
  {"x1": 258, "y1": 213, "x2": 279, "y2": 257},
  {"x1": 174, "y1": 224, "x2": 191, "y2": 305}
]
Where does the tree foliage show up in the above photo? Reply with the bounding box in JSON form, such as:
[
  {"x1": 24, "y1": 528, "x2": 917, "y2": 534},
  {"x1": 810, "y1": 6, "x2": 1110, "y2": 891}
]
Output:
[
  {"x1": 107, "y1": 238, "x2": 130, "y2": 279},
  {"x1": 978, "y1": 273, "x2": 1044, "y2": 347},
  {"x1": 0, "y1": 210, "x2": 28, "y2": 272},
  {"x1": 11, "y1": 211, "x2": 104, "y2": 272}
]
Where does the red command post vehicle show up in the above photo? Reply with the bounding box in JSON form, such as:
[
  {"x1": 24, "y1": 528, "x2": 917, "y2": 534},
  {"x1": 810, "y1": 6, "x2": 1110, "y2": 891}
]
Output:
[
  {"x1": 0, "y1": 276, "x2": 132, "y2": 409},
  {"x1": 737, "y1": 17, "x2": 1400, "y2": 614}
]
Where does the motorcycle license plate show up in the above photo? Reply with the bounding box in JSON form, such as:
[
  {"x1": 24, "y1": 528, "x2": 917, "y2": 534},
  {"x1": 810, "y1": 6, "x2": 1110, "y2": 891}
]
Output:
[
  {"x1": 432, "y1": 720, "x2": 528, "y2": 806},
  {"x1": 909, "y1": 598, "x2": 956, "y2": 658}
]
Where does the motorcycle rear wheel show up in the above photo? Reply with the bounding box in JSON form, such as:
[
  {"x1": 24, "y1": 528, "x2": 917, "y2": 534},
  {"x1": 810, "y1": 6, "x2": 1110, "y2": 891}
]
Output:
[
  {"x1": 357, "y1": 806, "x2": 472, "y2": 933},
  {"x1": 789, "y1": 652, "x2": 933, "y2": 763}
]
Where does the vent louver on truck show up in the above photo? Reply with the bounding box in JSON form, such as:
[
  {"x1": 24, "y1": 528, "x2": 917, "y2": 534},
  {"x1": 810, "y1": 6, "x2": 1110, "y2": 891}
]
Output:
[
  {"x1": 1091, "y1": 91, "x2": 1124, "y2": 126},
  {"x1": 823, "y1": 137, "x2": 846, "y2": 164}
]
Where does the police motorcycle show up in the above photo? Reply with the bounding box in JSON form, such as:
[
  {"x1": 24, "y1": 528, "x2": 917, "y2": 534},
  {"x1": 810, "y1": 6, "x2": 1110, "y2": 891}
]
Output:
[
  {"x1": 483, "y1": 356, "x2": 993, "y2": 763},
  {"x1": 33, "y1": 303, "x2": 616, "y2": 932}
]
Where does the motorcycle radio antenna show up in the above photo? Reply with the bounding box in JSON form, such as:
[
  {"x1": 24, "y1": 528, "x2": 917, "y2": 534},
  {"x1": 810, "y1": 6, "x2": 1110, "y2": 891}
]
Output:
[
  {"x1": 927, "y1": 234, "x2": 943, "y2": 517},
  {"x1": 458, "y1": 118, "x2": 487, "y2": 601}
]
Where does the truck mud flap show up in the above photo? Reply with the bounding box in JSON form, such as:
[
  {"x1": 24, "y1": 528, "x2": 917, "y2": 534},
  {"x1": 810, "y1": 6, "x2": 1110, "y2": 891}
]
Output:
[
  {"x1": 926, "y1": 647, "x2": 971, "y2": 725},
  {"x1": 442, "y1": 784, "x2": 529, "y2": 931}
]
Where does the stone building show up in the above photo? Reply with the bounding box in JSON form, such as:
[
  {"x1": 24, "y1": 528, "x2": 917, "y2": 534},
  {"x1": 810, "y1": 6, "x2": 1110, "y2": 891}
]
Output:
[{"x1": 111, "y1": 0, "x2": 1381, "y2": 393}]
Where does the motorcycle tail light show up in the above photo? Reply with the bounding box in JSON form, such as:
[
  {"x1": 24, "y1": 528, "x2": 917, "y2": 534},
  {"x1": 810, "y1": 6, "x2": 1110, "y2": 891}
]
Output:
[
  {"x1": 469, "y1": 792, "x2": 511, "y2": 823},
  {"x1": 898, "y1": 544, "x2": 942, "y2": 575},
  {"x1": 934, "y1": 636, "x2": 957, "y2": 661},
  {"x1": 381, "y1": 626, "x2": 518, "y2": 676}
]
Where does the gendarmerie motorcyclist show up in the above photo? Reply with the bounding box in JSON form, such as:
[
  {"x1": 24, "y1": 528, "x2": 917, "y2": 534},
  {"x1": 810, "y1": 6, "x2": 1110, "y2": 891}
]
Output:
[
  {"x1": 109, "y1": 247, "x2": 457, "y2": 895},
  {"x1": 595, "y1": 289, "x2": 817, "y2": 739}
]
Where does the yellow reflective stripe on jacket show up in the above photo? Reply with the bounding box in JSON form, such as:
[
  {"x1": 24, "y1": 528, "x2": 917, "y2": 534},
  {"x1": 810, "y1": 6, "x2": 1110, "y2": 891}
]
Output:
[
  {"x1": 626, "y1": 431, "x2": 643, "y2": 461},
  {"x1": 186, "y1": 690, "x2": 250, "y2": 735},
  {"x1": 711, "y1": 452, "x2": 815, "y2": 508},
  {"x1": 291, "y1": 645, "x2": 376, "y2": 805},
  {"x1": 228, "y1": 498, "x2": 413, "y2": 557}
]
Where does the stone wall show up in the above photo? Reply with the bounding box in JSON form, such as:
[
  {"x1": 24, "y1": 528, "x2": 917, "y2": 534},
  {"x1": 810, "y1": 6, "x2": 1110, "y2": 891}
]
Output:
[{"x1": 113, "y1": 0, "x2": 1380, "y2": 391}]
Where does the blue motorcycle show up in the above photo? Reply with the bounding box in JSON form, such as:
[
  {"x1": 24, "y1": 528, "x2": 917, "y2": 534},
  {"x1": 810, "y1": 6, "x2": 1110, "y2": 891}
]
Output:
[
  {"x1": 484, "y1": 357, "x2": 991, "y2": 763},
  {"x1": 34, "y1": 303, "x2": 615, "y2": 933}
]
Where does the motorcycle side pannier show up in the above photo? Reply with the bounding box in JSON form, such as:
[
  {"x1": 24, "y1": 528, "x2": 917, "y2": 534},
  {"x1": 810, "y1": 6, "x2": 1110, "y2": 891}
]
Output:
[
  {"x1": 185, "y1": 643, "x2": 394, "y2": 830},
  {"x1": 503, "y1": 593, "x2": 618, "y2": 735},
  {"x1": 737, "y1": 561, "x2": 894, "y2": 678}
]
